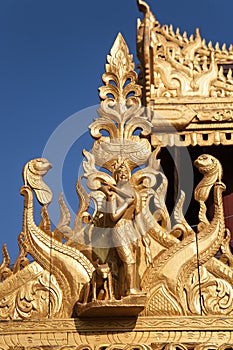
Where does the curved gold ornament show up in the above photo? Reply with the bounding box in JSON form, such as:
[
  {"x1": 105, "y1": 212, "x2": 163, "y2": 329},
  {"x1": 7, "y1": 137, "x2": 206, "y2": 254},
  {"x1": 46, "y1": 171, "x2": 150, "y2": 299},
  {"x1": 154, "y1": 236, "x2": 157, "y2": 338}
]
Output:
[
  {"x1": 23, "y1": 158, "x2": 53, "y2": 205},
  {"x1": 91, "y1": 33, "x2": 152, "y2": 172},
  {"x1": 1, "y1": 26, "x2": 233, "y2": 324}
]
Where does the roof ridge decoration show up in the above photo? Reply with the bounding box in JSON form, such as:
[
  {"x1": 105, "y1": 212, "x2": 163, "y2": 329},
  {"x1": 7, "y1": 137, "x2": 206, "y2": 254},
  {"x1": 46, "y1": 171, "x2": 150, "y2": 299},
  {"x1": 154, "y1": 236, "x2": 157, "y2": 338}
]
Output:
[
  {"x1": 137, "y1": 0, "x2": 233, "y2": 146},
  {"x1": 1, "y1": 31, "x2": 233, "y2": 323},
  {"x1": 137, "y1": 0, "x2": 233, "y2": 99}
]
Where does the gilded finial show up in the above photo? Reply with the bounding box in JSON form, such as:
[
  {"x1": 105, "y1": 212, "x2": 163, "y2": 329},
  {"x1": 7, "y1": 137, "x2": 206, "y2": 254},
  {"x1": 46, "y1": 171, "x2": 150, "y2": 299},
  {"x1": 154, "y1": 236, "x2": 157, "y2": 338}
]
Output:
[{"x1": 23, "y1": 158, "x2": 52, "y2": 205}]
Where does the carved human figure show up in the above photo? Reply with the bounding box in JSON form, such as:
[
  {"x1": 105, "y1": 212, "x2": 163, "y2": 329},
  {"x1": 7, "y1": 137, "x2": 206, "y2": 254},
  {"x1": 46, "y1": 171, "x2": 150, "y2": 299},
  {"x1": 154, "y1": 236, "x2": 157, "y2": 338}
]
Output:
[{"x1": 101, "y1": 161, "x2": 142, "y2": 296}]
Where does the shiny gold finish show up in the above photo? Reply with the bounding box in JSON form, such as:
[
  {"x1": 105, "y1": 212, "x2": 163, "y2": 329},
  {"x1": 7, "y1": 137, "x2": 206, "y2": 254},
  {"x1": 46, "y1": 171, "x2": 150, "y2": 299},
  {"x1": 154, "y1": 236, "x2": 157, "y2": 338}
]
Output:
[
  {"x1": 137, "y1": 0, "x2": 233, "y2": 146},
  {"x1": 1, "y1": 317, "x2": 233, "y2": 348},
  {"x1": 0, "y1": 157, "x2": 95, "y2": 319},
  {"x1": 1, "y1": 5, "x2": 233, "y2": 349}
]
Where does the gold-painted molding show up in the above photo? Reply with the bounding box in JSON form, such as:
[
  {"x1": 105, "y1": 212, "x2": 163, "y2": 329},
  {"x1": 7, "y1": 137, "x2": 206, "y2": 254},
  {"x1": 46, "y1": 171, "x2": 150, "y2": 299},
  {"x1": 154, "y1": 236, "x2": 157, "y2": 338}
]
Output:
[{"x1": 1, "y1": 317, "x2": 233, "y2": 348}]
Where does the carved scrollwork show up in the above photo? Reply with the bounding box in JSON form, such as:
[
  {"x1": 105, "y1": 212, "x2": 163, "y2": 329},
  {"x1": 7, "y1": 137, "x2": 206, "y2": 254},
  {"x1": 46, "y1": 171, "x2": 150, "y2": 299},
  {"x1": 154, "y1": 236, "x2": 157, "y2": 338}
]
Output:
[
  {"x1": 137, "y1": 2, "x2": 233, "y2": 100},
  {"x1": 82, "y1": 150, "x2": 116, "y2": 190},
  {"x1": 186, "y1": 266, "x2": 233, "y2": 316},
  {"x1": 5, "y1": 346, "x2": 233, "y2": 350},
  {"x1": 150, "y1": 345, "x2": 231, "y2": 350},
  {"x1": 90, "y1": 33, "x2": 152, "y2": 172},
  {"x1": 95, "y1": 346, "x2": 153, "y2": 350},
  {"x1": 0, "y1": 263, "x2": 62, "y2": 319},
  {"x1": 218, "y1": 229, "x2": 233, "y2": 267},
  {"x1": 212, "y1": 110, "x2": 233, "y2": 122}
]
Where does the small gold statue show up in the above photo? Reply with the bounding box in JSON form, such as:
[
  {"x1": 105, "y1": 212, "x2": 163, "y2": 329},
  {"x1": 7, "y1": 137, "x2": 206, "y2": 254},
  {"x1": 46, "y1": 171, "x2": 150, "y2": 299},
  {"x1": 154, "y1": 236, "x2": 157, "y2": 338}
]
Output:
[
  {"x1": 101, "y1": 160, "x2": 142, "y2": 296},
  {"x1": 83, "y1": 262, "x2": 115, "y2": 303}
]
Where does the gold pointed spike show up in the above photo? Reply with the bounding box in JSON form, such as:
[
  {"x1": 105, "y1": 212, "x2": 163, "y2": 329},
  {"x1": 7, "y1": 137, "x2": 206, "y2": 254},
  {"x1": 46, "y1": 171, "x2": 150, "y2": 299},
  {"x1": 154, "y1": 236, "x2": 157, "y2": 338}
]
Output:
[
  {"x1": 218, "y1": 66, "x2": 226, "y2": 82},
  {"x1": 163, "y1": 24, "x2": 169, "y2": 34},
  {"x1": 99, "y1": 31, "x2": 144, "y2": 113},
  {"x1": 169, "y1": 24, "x2": 174, "y2": 36},
  {"x1": 0, "y1": 243, "x2": 12, "y2": 282},
  {"x1": 202, "y1": 38, "x2": 207, "y2": 48},
  {"x1": 189, "y1": 34, "x2": 194, "y2": 41},
  {"x1": 228, "y1": 68, "x2": 232, "y2": 78},
  {"x1": 227, "y1": 68, "x2": 233, "y2": 83},
  {"x1": 183, "y1": 31, "x2": 187, "y2": 39},
  {"x1": 195, "y1": 27, "x2": 200, "y2": 38},
  {"x1": 208, "y1": 41, "x2": 213, "y2": 49},
  {"x1": 104, "y1": 32, "x2": 135, "y2": 83},
  {"x1": 222, "y1": 43, "x2": 227, "y2": 51},
  {"x1": 137, "y1": 0, "x2": 158, "y2": 31},
  {"x1": 137, "y1": 17, "x2": 141, "y2": 29},
  {"x1": 215, "y1": 42, "x2": 220, "y2": 51},
  {"x1": 176, "y1": 27, "x2": 183, "y2": 41}
]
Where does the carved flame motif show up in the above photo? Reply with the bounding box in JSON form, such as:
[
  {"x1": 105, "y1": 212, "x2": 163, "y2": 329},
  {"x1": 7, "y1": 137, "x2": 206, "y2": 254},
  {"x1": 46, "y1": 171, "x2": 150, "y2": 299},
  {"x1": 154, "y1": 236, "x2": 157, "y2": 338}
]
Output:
[{"x1": 91, "y1": 33, "x2": 152, "y2": 171}]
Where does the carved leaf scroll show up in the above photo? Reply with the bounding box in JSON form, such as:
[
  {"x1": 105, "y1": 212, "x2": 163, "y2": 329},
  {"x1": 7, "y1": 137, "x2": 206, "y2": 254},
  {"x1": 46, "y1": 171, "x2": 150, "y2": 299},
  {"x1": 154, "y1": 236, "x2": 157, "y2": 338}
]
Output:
[{"x1": 91, "y1": 33, "x2": 152, "y2": 172}]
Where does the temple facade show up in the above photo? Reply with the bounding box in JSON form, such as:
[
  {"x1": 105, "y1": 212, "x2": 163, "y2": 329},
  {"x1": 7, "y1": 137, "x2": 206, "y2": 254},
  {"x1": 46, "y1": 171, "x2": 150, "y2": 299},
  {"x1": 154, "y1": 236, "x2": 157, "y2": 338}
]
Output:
[{"x1": 1, "y1": 1, "x2": 233, "y2": 349}]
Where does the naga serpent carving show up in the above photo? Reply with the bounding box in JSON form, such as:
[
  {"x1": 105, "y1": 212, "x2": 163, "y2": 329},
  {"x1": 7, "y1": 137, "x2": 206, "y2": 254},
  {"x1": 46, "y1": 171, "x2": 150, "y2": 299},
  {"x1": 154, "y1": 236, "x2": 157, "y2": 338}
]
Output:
[
  {"x1": 141, "y1": 154, "x2": 228, "y2": 315},
  {"x1": 0, "y1": 158, "x2": 95, "y2": 318},
  {"x1": 194, "y1": 154, "x2": 223, "y2": 231}
]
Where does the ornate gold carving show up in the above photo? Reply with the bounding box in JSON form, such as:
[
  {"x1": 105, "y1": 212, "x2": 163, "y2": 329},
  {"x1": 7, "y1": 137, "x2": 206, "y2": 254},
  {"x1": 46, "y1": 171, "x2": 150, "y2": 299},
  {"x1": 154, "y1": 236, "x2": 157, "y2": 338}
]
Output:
[
  {"x1": 137, "y1": 1, "x2": 233, "y2": 100},
  {"x1": 91, "y1": 32, "x2": 151, "y2": 171},
  {"x1": 212, "y1": 110, "x2": 233, "y2": 121},
  {"x1": 137, "y1": 1, "x2": 233, "y2": 146},
  {"x1": 140, "y1": 153, "x2": 230, "y2": 317},
  {"x1": 0, "y1": 156, "x2": 95, "y2": 319},
  {"x1": 0, "y1": 244, "x2": 12, "y2": 281},
  {"x1": 0, "y1": 262, "x2": 62, "y2": 320},
  {"x1": 82, "y1": 262, "x2": 115, "y2": 303},
  {"x1": 194, "y1": 154, "x2": 223, "y2": 231},
  {"x1": 145, "y1": 283, "x2": 183, "y2": 316},
  {"x1": 1, "y1": 25, "x2": 233, "y2": 324},
  {"x1": 1, "y1": 317, "x2": 233, "y2": 349},
  {"x1": 151, "y1": 130, "x2": 233, "y2": 147},
  {"x1": 186, "y1": 266, "x2": 233, "y2": 315},
  {"x1": 2, "y1": 12, "x2": 233, "y2": 350},
  {"x1": 23, "y1": 158, "x2": 53, "y2": 205},
  {"x1": 73, "y1": 34, "x2": 159, "y2": 315},
  {"x1": 72, "y1": 34, "x2": 233, "y2": 320}
]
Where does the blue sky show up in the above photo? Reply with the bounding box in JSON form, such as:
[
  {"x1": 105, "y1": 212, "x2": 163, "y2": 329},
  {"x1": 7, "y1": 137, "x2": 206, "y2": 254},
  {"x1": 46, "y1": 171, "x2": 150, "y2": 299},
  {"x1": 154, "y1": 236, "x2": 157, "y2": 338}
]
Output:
[{"x1": 0, "y1": 0, "x2": 232, "y2": 263}]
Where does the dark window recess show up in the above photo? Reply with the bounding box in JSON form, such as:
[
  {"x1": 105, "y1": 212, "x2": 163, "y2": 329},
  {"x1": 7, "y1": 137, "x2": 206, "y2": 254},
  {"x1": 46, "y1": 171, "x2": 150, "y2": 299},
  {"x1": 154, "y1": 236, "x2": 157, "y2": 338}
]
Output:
[
  {"x1": 179, "y1": 134, "x2": 185, "y2": 141},
  {"x1": 218, "y1": 63, "x2": 233, "y2": 76}
]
